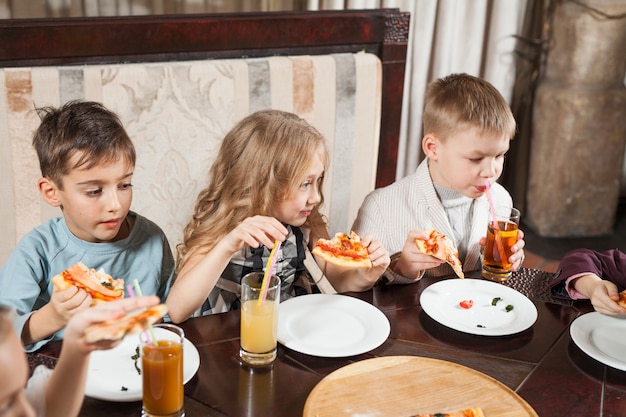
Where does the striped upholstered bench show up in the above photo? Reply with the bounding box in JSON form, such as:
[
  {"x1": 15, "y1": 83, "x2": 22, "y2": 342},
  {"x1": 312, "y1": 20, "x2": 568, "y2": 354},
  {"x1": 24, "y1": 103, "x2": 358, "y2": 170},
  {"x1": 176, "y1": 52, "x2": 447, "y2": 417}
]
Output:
[
  {"x1": 0, "y1": 53, "x2": 382, "y2": 261},
  {"x1": 0, "y1": 9, "x2": 409, "y2": 265}
]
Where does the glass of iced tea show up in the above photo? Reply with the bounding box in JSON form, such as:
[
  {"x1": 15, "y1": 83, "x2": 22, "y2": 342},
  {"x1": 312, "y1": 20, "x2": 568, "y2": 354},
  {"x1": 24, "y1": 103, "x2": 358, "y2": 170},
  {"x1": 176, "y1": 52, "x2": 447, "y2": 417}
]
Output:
[
  {"x1": 140, "y1": 323, "x2": 185, "y2": 417},
  {"x1": 240, "y1": 272, "x2": 280, "y2": 367},
  {"x1": 482, "y1": 206, "x2": 521, "y2": 282}
]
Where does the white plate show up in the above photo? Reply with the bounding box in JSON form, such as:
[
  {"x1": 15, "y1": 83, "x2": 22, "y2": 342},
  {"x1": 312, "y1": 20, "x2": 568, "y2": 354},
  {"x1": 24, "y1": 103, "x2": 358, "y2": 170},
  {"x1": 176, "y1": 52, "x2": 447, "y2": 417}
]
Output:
[
  {"x1": 277, "y1": 294, "x2": 390, "y2": 357},
  {"x1": 420, "y1": 278, "x2": 538, "y2": 336},
  {"x1": 570, "y1": 312, "x2": 626, "y2": 371},
  {"x1": 85, "y1": 327, "x2": 200, "y2": 402}
]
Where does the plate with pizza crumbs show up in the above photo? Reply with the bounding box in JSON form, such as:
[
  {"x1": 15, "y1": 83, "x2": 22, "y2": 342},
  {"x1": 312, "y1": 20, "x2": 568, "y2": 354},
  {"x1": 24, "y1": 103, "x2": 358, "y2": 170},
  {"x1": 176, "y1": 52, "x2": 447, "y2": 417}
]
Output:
[
  {"x1": 420, "y1": 278, "x2": 537, "y2": 336},
  {"x1": 570, "y1": 312, "x2": 626, "y2": 371},
  {"x1": 277, "y1": 294, "x2": 390, "y2": 357},
  {"x1": 303, "y1": 356, "x2": 538, "y2": 417},
  {"x1": 85, "y1": 326, "x2": 200, "y2": 402}
]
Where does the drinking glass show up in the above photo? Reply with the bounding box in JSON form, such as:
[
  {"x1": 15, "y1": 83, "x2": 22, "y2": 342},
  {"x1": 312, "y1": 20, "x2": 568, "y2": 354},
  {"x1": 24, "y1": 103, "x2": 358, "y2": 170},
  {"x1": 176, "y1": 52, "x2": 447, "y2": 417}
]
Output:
[
  {"x1": 482, "y1": 206, "x2": 521, "y2": 282},
  {"x1": 141, "y1": 323, "x2": 185, "y2": 417},
  {"x1": 240, "y1": 272, "x2": 280, "y2": 366}
]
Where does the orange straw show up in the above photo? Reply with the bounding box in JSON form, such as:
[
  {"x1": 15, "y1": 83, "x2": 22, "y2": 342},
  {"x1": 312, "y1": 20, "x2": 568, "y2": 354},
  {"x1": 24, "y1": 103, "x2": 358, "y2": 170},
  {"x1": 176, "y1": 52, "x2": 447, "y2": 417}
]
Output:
[
  {"x1": 258, "y1": 239, "x2": 280, "y2": 306},
  {"x1": 484, "y1": 181, "x2": 507, "y2": 263}
]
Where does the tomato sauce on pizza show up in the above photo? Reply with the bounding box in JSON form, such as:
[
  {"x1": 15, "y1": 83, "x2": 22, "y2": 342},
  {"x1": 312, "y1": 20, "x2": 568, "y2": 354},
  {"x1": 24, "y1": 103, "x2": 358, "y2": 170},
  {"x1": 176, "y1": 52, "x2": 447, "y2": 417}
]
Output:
[
  {"x1": 312, "y1": 231, "x2": 372, "y2": 268},
  {"x1": 415, "y1": 230, "x2": 464, "y2": 279},
  {"x1": 84, "y1": 304, "x2": 168, "y2": 343},
  {"x1": 51, "y1": 262, "x2": 124, "y2": 305}
]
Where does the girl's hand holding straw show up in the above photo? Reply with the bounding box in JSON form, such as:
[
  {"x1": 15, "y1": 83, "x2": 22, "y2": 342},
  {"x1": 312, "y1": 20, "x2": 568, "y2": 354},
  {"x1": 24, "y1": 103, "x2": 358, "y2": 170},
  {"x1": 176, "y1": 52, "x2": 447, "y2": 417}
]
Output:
[{"x1": 258, "y1": 239, "x2": 281, "y2": 306}]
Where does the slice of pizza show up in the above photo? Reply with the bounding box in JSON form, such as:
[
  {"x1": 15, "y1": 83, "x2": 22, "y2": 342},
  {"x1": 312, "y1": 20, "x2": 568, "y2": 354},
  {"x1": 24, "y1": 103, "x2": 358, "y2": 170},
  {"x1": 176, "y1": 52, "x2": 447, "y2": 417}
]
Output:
[
  {"x1": 51, "y1": 262, "x2": 124, "y2": 305},
  {"x1": 618, "y1": 289, "x2": 626, "y2": 308},
  {"x1": 413, "y1": 407, "x2": 485, "y2": 417},
  {"x1": 415, "y1": 229, "x2": 464, "y2": 279},
  {"x1": 312, "y1": 231, "x2": 372, "y2": 269},
  {"x1": 84, "y1": 304, "x2": 168, "y2": 343}
]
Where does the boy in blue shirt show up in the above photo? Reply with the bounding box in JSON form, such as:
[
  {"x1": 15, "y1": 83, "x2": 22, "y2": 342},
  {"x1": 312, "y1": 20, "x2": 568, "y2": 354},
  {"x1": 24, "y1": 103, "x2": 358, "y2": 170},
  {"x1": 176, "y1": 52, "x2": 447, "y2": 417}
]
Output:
[{"x1": 0, "y1": 101, "x2": 174, "y2": 352}]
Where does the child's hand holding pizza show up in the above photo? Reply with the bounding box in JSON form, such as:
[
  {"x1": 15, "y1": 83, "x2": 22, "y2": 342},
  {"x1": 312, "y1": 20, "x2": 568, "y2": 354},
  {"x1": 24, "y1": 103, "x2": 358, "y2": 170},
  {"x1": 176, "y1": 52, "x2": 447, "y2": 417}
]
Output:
[
  {"x1": 47, "y1": 284, "x2": 93, "y2": 332},
  {"x1": 312, "y1": 231, "x2": 390, "y2": 290},
  {"x1": 392, "y1": 231, "x2": 446, "y2": 280},
  {"x1": 356, "y1": 233, "x2": 391, "y2": 286},
  {"x1": 64, "y1": 295, "x2": 162, "y2": 353},
  {"x1": 570, "y1": 274, "x2": 626, "y2": 316}
]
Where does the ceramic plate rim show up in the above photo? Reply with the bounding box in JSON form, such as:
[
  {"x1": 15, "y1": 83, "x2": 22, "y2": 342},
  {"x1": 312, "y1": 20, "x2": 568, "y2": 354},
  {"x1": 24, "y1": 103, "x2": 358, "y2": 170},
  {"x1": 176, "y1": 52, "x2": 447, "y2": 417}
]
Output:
[
  {"x1": 84, "y1": 327, "x2": 200, "y2": 402},
  {"x1": 570, "y1": 311, "x2": 626, "y2": 371},
  {"x1": 420, "y1": 278, "x2": 538, "y2": 336},
  {"x1": 277, "y1": 293, "x2": 390, "y2": 357}
]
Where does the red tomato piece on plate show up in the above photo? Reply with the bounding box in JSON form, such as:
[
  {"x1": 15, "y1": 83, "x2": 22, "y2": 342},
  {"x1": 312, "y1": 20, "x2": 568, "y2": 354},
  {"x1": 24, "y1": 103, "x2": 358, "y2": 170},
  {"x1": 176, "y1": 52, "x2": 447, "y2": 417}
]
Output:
[{"x1": 459, "y1": 299, "x2": 473, "y2": 309}]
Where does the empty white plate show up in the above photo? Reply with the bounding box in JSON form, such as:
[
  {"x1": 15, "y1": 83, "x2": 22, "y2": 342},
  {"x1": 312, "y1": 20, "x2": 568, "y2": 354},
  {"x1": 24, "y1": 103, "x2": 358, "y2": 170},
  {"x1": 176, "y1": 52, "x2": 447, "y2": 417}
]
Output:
[
  {"x1": 277, "y1": 294, "x2": 390, "y2": 357},
  {"x1": 570, "y1": 312, "x2": 626, "y2": 371}
]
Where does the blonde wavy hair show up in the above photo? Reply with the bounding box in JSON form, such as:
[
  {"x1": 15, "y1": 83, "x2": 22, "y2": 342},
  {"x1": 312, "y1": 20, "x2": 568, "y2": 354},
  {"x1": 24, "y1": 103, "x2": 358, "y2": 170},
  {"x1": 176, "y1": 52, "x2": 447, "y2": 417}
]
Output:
[{"x1": 176, "y1": 109, "x2": 329, "y2": 273}]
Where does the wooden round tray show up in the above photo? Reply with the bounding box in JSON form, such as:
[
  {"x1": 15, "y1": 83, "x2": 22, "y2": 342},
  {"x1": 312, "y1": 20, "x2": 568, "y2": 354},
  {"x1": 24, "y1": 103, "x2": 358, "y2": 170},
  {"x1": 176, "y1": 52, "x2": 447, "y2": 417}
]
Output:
[{"x1": 303, "y1": 356, "x2": 538, "y2": 417}]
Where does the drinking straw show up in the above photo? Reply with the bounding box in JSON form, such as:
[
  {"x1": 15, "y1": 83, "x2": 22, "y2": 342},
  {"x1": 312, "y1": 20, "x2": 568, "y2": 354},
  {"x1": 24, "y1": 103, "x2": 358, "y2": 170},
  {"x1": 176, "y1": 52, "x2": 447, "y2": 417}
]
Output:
[
  {"x1": 258, "y1": 239, "x2": 280, "y2": 306},
  {"x1": 132, "y1": 279, "x2": 157, "y2": 345},
  {"x1": 484, "y1": 181, "x2": 507, "y2": 263}
]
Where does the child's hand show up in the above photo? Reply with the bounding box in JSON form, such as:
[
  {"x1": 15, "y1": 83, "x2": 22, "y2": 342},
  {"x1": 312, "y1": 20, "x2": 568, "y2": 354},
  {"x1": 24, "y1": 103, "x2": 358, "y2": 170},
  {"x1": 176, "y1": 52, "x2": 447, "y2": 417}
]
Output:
[
  {"x1": 589, "y1": 280, "x2": 626, "y2": 315},
  {"x1": 574, "y1": 274, "x2": 626, "y2": 315},
  {"x1": 49, "y1": 285, "x2": 92, "y2": 328},
  {"x1": 221, "y1": 215, "x2": 288, "y2": 254},
  {"x1": 64, "y1": 295, "x2": 161, "y2": 354},
  {"x1": 479, "y1": 229, "x2": 526, "y2": 271},
  {"x1": 510, "y1": 229, "x2": 526, "y2": 271},
  {"x1": 394, "y1": 231, "x2": 444, "y2": 279},
  {"x1": 360, "y1": 234, "x2": 390, "y2": 283}
]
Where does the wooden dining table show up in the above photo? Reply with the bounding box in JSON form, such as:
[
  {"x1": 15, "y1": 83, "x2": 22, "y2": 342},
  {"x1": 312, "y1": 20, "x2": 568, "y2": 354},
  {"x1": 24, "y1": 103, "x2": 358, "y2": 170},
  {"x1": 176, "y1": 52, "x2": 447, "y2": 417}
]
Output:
[{"x1": 29, "y1": 268, "x2": 625, "y2": 417}]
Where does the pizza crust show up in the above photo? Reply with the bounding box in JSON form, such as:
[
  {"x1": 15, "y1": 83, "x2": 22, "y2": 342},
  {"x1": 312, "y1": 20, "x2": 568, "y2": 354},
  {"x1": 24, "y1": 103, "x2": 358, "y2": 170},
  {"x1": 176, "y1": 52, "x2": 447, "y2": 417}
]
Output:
[
  {"x1": 415, "y1": 230, "x2": 464, "y2": 279},
  {"x1": 84, "y1": 304, "x2": 168, "y2": 343},
  {"x1": 312, "y1": 231, "x2": 372, "y2": 269}
]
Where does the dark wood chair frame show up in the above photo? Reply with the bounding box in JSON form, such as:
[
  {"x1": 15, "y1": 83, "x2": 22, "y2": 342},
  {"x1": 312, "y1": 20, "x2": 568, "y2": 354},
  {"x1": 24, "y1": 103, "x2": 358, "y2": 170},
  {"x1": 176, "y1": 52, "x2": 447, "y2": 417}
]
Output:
[{"x1": 0, "y1": 8, "x2": 409, "y2": 187}]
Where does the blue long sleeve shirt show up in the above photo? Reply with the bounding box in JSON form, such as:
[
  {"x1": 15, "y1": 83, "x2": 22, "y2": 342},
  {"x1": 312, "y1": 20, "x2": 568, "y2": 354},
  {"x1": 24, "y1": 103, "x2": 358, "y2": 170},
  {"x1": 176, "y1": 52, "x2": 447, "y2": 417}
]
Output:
[{"x1": 0, "y1": 212, "x2": 174, "y2": 352}]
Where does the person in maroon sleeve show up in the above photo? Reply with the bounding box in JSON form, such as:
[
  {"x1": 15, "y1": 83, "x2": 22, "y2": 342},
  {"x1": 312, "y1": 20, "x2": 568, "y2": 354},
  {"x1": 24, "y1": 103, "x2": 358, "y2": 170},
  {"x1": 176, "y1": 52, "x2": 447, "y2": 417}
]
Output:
[{"x1": 549, "y1": 248, "x2": 626, "y2": 315}]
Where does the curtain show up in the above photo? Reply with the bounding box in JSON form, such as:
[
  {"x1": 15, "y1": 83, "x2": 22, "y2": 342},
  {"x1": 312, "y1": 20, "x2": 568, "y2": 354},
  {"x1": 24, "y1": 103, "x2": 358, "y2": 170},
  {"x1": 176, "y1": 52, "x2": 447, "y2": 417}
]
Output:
[{"x1": 307, "y1": 0, "x2": 528, "y2": 181}]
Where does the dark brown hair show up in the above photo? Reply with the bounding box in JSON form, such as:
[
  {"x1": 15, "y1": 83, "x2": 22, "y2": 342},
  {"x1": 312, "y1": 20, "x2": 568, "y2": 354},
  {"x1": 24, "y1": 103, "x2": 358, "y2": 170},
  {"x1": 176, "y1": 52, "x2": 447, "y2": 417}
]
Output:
[{"x1": 32, "y1": 100, "x2": 136, "y2": 188}]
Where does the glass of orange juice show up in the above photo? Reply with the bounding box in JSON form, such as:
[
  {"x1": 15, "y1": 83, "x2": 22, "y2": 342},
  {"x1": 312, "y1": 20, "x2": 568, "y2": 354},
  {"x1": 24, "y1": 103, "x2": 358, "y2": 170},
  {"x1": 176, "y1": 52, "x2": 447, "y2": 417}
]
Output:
[
  {"x1": 482, "y1": 206, "x2": 521, "y2": 282},
  {"x1": 240, "y1": 272, "x2": 280, "y2": 367},
  {"x1": 140, "y1": 323, "x2": 185, "y2": 417}
]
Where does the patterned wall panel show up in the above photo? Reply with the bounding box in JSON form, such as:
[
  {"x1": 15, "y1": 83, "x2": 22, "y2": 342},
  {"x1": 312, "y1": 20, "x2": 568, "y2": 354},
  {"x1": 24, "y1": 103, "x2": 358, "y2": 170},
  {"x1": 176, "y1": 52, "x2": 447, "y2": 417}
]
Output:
[{"x1": 0, "y1": 53, "x2": 381, "y2": 265}]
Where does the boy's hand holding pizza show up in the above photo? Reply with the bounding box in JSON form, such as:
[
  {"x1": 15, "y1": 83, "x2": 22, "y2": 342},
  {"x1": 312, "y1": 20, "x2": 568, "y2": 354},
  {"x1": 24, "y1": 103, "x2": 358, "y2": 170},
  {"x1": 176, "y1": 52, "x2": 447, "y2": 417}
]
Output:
[
  {"x1": 392, "y1": 231, "x2": 446, "y2": 280},
  {"x1": 49, "y1": 284, "x2": 93, "y2": 328}
]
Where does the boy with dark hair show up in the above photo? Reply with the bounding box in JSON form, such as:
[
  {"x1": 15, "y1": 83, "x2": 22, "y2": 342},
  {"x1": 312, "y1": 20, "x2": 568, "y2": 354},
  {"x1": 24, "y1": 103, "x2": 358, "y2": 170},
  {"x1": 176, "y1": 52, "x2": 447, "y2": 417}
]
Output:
[{"x1": 0, "y1": 101, "x2": 174, "y2": 352}]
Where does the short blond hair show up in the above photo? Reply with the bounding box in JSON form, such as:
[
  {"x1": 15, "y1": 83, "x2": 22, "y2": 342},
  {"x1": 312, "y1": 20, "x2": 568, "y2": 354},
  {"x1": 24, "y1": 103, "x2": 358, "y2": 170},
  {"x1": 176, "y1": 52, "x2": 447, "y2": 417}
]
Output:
[{"x1": 423, "y1": 73, "x2": 516, "y2": 141}]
